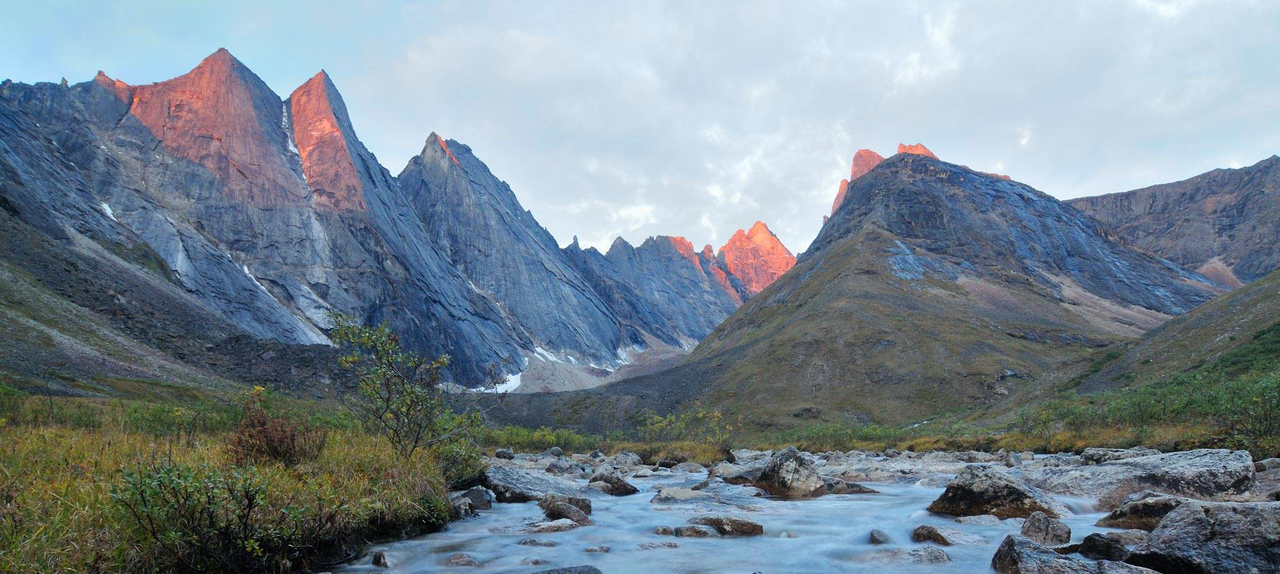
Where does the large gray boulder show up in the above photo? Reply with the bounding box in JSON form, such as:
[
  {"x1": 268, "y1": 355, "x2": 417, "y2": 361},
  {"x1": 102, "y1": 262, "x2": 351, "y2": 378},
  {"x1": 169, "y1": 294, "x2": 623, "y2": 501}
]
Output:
[
  {"x1": 1095, "y1": 491, "x2": 1188, "y2": 531},
  {"x1": 483, "y1": 466, "x2": 591, "y2": 503},
  {"x1": 1081, "y1": 447, "x2": 1161, "y2": 465},
  {"x1": 754, "y1": 446, "x2": 824, "y2": 498},
  {"x1": 992, "y1": 535, "x2": 1157, "y2": 574},
  {"x1": 587, "y1": 467, "x2": 638, "y2": 496},
  {"x1": 1025, "y1": 449, "x2": 1254, "y2": 509},
  {"x1": 1021, "y1": 511, "x2": 1071, "y2": 545},
  {"x1": 928, "y1": 465, "x2": 1069, "y2": 518},
  {"x1": 1126, "y1": 501, "x2": 1280, "y2": 574}
]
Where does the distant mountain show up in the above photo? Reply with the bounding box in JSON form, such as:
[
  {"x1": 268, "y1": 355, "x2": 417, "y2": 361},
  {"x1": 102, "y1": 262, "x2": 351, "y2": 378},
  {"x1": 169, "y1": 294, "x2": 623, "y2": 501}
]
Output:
[
  {"x1": 716, "y1": 221, "x2": 795, "y2": 299},
  {"x1": 0, "y1": 49, "x2": 797, "y2": 393},
  {"x1": 1068, "y1": 155, "x2": 1280, "y2": 288},
  {"x1": 601, "y1": 153, "x2": 1221, "y2": 428}
]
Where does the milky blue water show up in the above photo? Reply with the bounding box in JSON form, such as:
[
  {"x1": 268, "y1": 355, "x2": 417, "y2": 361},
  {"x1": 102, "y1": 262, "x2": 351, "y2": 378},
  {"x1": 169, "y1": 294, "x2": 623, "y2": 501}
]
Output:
[{"x1": 338, "y1": 469, "x2": 1113, "y2": 573}]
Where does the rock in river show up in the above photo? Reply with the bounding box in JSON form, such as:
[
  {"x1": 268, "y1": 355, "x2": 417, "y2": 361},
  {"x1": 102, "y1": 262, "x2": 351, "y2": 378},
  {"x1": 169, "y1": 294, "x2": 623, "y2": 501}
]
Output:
[
  {"x1": 483, "y1": 465, "x2": 591, "y2": 503},
  {"x1": 928, "y1": 465, "x2": 1069, "y2": 519},
  {"x1": 1021, "y1": 511, "x2": 1071, "y2": 545},
  {"x1": 1126, "y1": 501, "x2": 1280, "y2": 574},
  {"x1": 992, "y1": 535, "x2": 1157, "y2": 574},
  {"x1": 754, "y1": 446, "x2": 824, "y2": 498},
  {"x1": 1024, "y1": 449, "x2": 1254, "y2": 509}
]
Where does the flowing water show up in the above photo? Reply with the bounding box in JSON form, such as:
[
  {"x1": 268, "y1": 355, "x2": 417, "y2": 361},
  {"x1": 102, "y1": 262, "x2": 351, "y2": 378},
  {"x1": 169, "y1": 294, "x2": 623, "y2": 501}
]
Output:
[{"x1": 338, "y1": 469, "x2": 1112, "y2": 573}]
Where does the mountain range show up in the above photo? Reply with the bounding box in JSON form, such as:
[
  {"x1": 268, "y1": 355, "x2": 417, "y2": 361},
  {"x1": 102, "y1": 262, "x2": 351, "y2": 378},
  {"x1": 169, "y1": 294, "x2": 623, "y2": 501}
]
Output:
[{"x1": 0, "y1": 49, "x2": 793, "y2": 393}]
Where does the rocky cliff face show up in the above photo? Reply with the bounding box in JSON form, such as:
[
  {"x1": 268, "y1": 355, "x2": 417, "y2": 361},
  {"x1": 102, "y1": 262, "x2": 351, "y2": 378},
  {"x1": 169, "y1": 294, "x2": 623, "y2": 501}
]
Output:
[
  {"x1": 604, "y1": 153, "x2": 1221, "y2": 428},
  {"x1": 832, "y1": 149, "x2": 885, "y2": 215},
  {"x1": 1, "y1": 49, "x2": 527, "y2": 384},
  {"x1": 1067, "y1": 155, "x2": 1280, "y2": 287},
  {"x1": 715, "y1": 221, "x2": 795, "y2": 298},
  {"x1": 398, "y1": 134, "x2": 635, "y2": 365}
]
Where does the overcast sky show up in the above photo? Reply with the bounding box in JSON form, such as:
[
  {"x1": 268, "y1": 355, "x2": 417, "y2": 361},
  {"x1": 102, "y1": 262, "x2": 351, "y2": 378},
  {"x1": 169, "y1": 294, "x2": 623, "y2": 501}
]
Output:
[{"x1": 4, "y1": 1, "x2": 1278, "y2": 253}]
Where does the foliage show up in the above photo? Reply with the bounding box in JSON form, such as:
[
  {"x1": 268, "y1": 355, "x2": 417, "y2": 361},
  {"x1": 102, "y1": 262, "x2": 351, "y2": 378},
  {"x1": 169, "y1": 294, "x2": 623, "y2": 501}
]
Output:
[
  {"x1": 633, "y1": 409, "x2": 731, "y2": 446},
  {"x1": 229, "y1": 387, "x2": 328, "y2": 467}
]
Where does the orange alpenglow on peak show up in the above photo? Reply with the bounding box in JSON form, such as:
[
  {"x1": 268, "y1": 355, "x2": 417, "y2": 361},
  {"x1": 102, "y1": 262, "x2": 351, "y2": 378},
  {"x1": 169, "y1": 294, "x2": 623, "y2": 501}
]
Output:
[
  {"x1": 663, "y1": 235, "x2": 701, "y2": 268},
  {"x1": 287, "y1": 70, "x2": 368, "y2": 212},
  {"x1": 897, "y1": 143, "x2": 938, "y2": 159},
  {"x1": 717, "y1": 221, "x2": 795, "y2": 297},
  {"x1": 430, "y1": 133, "x2": 461, "y2": 166},
  {"x1": 832, "y1": 149, "x2": 886, "y2": 214}
]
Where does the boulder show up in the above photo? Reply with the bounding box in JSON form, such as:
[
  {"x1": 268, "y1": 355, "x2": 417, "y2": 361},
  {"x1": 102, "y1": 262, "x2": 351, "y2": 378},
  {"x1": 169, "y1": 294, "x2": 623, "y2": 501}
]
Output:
[
  {"x1": 525, "y1": 518, "x2": 581, "y2": 533},
  {"x1": 754, "y1": 446, "x2": 824, "y2": 498},
  {"x1": 1103, "y1": 530, "x2": 1148, "y2": 548},
  {"x1": 911, "y1": 524, "x2": 988, "y2": 546},
  {"x1": 531, "y1": 568, "x2": 603, "y2": 574},
  {"x1": 494, "y1": 448, "x2": 515, "y2": 460},
  {"x1": 820, "y1": 476, "x2": 878, "y2": 495},
  {"x1": 956, "y1": 514, "x2": 1002, "y2": 525},
  {"x1": 588, "y1": 468, "x2": 638, "y2": 496},
  {"x1": 928, "y1": 465, "x2": 1069, "y2": 518},
  {"x1": 688, "y1": 515, "x2": 765, "y2": 536},
  {"x1": 650, "y1": 487, "x2": 713, "y2": 504},
  {"x1": 609, "y1": 451, "x2": 644, "y2": 467},
  {"x1": 638, "y1": 541, "x2": 679, "y2": 550},
  {"x1": 1024, "y1": 449, "x2": 1255, "y2": 509},
  {"x1": 450, "y1": 496, "x2": 475, "y2": 518},
  {"x1": 673, "y1": 525, "x2": 719, "y2": 538},
  {"x1": 444, "y1": 553, "x2": 481, "y2": 567},
  {"x1": 1021, "y1": 511, "x2": 1071, "y2": 545},
  {"x1": 539, "y1": 500, "x2": 592, "y2": 526},
  {"x1": 1127, "y1": 501, "x2": 1280, "y2": 574},
  {"x1": 992, "y1": 535, "x2": 1157, "y2": 574},
  {"x1": 483, "y1": 466, "x2": 591, "y2": 503},
  {"x1": 518, "y1": 538, "x2": 556, "y2": 547},
  {"x1": 584, "y1": 546, "x2": 610, "y2": 553},
  {"x1": 672, "y1": 462, "x2": 706, "y2": 473},
  {"x1": 372, "y1": 551, "x2": 389, "y2": 568},
  {"x1": 858, "y1": 547, "x2": 952, "y2": 565},
  {"x1": 1081, "y1": 447, "x2": 1160, "y2": 465},
  {"x1": 542, "y1": 446, "x2": 564, "y2": 457},
  {"x1": 454, "y1": 486, "x2": 494, "y2": 510},
  {"x1": 540, "y1": 493, "x2": 591, "y2": 514},
  {"x1": 1056, "y1": 533, "x2": 1130, "y2": 561},
  {"x1": 1095, "y1": 492, "x2": 1187, "y2": 531},
  {"x1": 869, "y1": 529, "x2": 891, "y2": 544}
]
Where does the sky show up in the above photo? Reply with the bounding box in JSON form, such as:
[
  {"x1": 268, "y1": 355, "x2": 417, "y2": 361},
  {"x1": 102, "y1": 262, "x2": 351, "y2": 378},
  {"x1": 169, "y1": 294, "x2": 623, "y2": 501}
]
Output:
[{"x1": 3, "y1": 1, "x2": 1278, "y2": 253}]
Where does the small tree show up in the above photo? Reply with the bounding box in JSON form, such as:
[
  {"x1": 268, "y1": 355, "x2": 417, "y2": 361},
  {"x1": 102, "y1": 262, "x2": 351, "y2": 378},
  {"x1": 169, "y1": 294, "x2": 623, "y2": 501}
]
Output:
[{"x1": 329, "y1": 314, "x2": 483, "y2": 463}]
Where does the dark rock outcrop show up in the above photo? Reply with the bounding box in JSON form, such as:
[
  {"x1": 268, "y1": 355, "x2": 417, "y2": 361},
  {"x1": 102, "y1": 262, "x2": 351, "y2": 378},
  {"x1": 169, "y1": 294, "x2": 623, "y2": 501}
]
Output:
[
  {"x1": 992, "y1": 535, "x2": 1156, "y2": 574},
  {"x1": 1096, "y1": 492, "x2": 1187, "y2": 531},
  {"x1": 928, "y1": 465, "x2": 1069, "y2": 519},
  {"x1": 754, "y1": 447, "x2": 824, "y2": 498},
  {"x1": 1021, "y1": 511, "x2": 1071, "y2": 545},
  {"x1": 1025, "y1": 449, "x2": 1255, "y2": 509},
  {"x1": 1126, "y1": 501, "x2": 1280, "y2": 574}
]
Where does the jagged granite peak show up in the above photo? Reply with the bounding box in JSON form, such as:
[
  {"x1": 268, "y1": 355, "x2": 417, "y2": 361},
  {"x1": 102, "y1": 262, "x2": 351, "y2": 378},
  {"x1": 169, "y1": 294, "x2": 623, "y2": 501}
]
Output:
[
  {"x1": 716, "y1": 221, "x2": 795, "y2": 297},
  {"x1": 607, "y1": 153, "x2": 1223, "y2": 428},
  {"x1": 398, "y1": 133, "x2": 634, "y2": 364},
  {"x1": 1067, "y1": 155, "x2": 1280, "y2": 287},
  {"x1": 832, "y1": 149, "x2": 887, "y2": 215},
  {"x1": 1, "y1": 51, "x2": 529, "y2": 384},
  {"x1": 897, "y1": 142, "x2": 938, "y2": 158}
]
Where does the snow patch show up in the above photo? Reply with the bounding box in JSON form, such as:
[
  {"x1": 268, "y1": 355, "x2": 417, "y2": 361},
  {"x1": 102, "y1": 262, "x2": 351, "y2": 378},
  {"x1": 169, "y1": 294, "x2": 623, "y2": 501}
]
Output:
[
  {"x1": 483, "y1": 372, "x2": 522, "y2": 393},
  {"x1": 533, "y1": 347, "x2": 562, "y2": 363},
  {"x1": 281, "y1": 103, "x2": 300, "y2": 155},
  {"x1": 241, "y1": 264, "x2": 272, "y2": 295},
  {"x1": 99, "y1": 202, "x2": 117, "y2": 221}
]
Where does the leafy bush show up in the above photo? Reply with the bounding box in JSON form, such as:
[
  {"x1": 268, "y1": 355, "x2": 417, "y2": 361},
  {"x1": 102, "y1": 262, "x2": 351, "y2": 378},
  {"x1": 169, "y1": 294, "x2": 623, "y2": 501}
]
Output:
[
  {"x1": 16, "y1": 395, "x2": 102, "y2": 429},
  {"x1": 112, "y1": 461, "x2": 338, "y2": 574},
  {"x1": 229, "y1": 388, "x2": 328, "y2": 467},
  {"x1": 122, "y1": 400, "x2": 242, "y2": 443}
]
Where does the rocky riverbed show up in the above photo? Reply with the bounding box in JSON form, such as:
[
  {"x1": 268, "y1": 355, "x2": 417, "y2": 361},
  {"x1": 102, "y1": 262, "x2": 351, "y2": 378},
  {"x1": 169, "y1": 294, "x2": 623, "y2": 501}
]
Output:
[{"x1": 338, "y1": 447, "x2": 1280, "y2": 573}]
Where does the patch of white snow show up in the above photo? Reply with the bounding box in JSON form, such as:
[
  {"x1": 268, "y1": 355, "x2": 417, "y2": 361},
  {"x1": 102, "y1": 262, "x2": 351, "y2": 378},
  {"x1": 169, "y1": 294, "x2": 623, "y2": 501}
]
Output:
[{"x1": 99, "y1": 202, "x2": 117, "y2": 221}]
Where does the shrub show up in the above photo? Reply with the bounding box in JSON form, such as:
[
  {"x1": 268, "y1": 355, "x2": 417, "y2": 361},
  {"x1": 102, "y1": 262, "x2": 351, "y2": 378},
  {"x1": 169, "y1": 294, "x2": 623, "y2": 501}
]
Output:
[
  {"x1": 112, "y1": 461, "x2": 338, "y2": 574},
  {"x1": 229, "y1": 388, "x2": 328, "y2": 467}
]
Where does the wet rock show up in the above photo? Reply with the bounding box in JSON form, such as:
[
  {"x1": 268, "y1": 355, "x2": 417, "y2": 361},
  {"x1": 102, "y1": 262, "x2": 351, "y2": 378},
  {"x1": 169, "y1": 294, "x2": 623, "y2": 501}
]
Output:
[
  {"x1": 610, "y1": 452, "x2": 644, "y2": 467},
  {"x1": 820, "y1": 476, "x2": 879, "y2": 495},
  {"x1": 1095, "y1": 492, "x2": 1187, "y2": 531},
  {"x1": 755, "y1": 446, "x2": 824, "y2": 498},
  {"x1": 911, "y1": 524, "x2": 988, "y2": 546},
  {"x1": 518, "y1": 538, "x2": 557, "y2": 547},
  {"x1": 992, "y1": 535, "x2": 1156, "y2": 574},
  {"x1": 956, "y1": 514, "x2": 1002, "y2": 525},
  {"x1": 588, "y1": 468, "x2": 638, "y2": 496},
  {"x1": 539, "y1": 500, "x2": 592, "y2": 526},
  {"x1": 689, "y1": 515, "x2": 765, "y2": 536},
  {"x1": 483, "y1": 466, "x2": 591, "y2": 503},
  {"x1": 1081, "y1": 447, "x2": 1160, "y2": 465},
  {"x1": 638, "y1": 541, "x2": 679, "y2": 550},
  {"x1": 1021, "y1": 511, "x2": 1071, "y2": 545},
  {"x1": 1056, "y1": 533, "x2": 1130, "y2": 561},
  {"x1": 450, "y1": 496, "x2": 475, "y2": 518},
  {"x1": 544, "y1": 457, "x2": 576, "y2": 474},
  {"x1": 589, "y1": 450, "x2": 605, "y2": 459},
  {"x1": 1103, "y1": 530, "x2": 1148, "y2": 548},
  {"x1": 584, "y1": 546, "x2": 610, "y2": 553},
  {"x1": 720, "y1": 465, "x2": 765, "y2": 486},
  {"x1": 869, "y1": 529, "x2": 891, "y2": 544},
  {"x1": 673, "y1": 525, "x2": 719, "y2": 538},
  {"x1": 455, "y1": 486, "x2": 494, "y2": 510},
  {"x1": 444, "y1": 552, "x2": 481, "y2": 567},
  {"x1": 672, "y1": 462, "x2": 706, "y2": 473},
  {"x1": 1257, "y1": 457, "x2": 1280, "y2": 472},
  {"x1": 521, "y1": 558, "x2": 549, "y2": 566},
  {"x1": 859, "y1": 547, "x2": 952, "y2": 565},
  {"x1": 1127, "y1": 501, "x2": 1280, "y2": 574},
  {"x1": 540, "y1": 493, "x2": 591, "y2": 514},
  {"x1": 650, "y1": 487, "x2": 713, "y2": 504},
  {"x1": 531, "y1": 568, "x2": 604, "y2": 574},
  {"x1": 372, "y1": 551, "x2": 389, "y2": 568},
  {"x1": 525, "y1": 518, "x2": 581, "y2": 533},
  {"x1": 542, "y1": 447, "x2": 564, "y2": 457},
  {"x1": 1024, "y1": 449, "x2": 1255, "y2": 509},
  {"x1": 928, "y1": 464, "x2": 1069, "y2": 519},
  {"x1": 494, "y1": 448, "x2": 515, "y2": 460}
]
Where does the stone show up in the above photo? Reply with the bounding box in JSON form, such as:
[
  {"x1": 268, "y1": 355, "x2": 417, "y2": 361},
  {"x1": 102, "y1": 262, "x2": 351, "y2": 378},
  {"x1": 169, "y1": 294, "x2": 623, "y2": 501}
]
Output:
[
  {"x1": 1021, "y1": 511, "x2": 1071, "y2": 545},
  {"x1": 444, "y1": 553, "x2": 480, "y2": 567},
  {"x1": 928, "y1": 464, "x2": 1069, "y2": 519},
  {"x1": 584, "y1": 546, "x2": 610, "y2": 553},
  {"x1": 1095, "y1": 492, "x2": 1187, "y2": 531},
  {"x1": 539, "y1": 500, "x2": 592, "y2": 526},
  {"x1": 450, "y1": 496, "x2": 474, "y2": 518},
  {"x1": 518, "y1": 538, "x2": 556, "y2": 547},
  {"x1": 672, "y1": 462, "x2": 706, "y2": 473},
  {"x1": 525, "y1": 519, "x2": 581, "y2": 533},
  {"x1": 673, "y1": 525, "x2": 719, "y2": 538},
  {"x1": 1127, "y1": 501, "x2": 1280, "y2": 574},
  {"x1": 494, "y1": 448, "x2": 515, "y2": 460},
  {"x1": 956, "y1": 514, "x2": 1002, "y2": 525},
  {"x1": 1080, "y1": 447, "x2": 1160, "y2": 465},
  {"x1": 820, "y1": 476, "x2": 879, "y2": 495},
  {"x1": 542, "y1": 447, "x2": 564, "y2": 457},
  {"x1": 1056, "y1": 533, "x2": 1130, "y2": 561},
  {"x1": 588, "y1": 468, "x2": 638, "y2": 496},
  {"x1": 483, "y1": 466, "x2": 590, "y2": 503},
  {"x1": 1103, "y1": 530, "x2": 1149, "y2": 547},
  {"x1": 531, "y1": 568, "x2": 604, "y2": 574},
  {"x1": 371, "y1": 551, "x2": 389, "y2": 568},
  {"x1": 858, "y1": 547, "x2": 952, "y2": 565},
  {"x1": 1024, "y1": 449, "x2": 1255, "y2": 509},
  {"x1": 869, "y1": 529, "x2": 891, "y2": 544},
  {"x1": 911, "y1": 524, "x2": 988, "y2": 546},
  {"x1": 689, "y1": 515, "x2": 765, "y2": 536},
  {"x1": 540, "y1": 493, "x2": 591, "y2": 514},
  {"x1": 754, "y1": 446, "x2": 824, "y2": 498},
  {"x1": 650, "y1": 487, "x2": 712, "y2": 504},
  {"x1": 638, "y1": 541, "x2": 679, "y2": 550},
  {"x1": 992, "y1": 535, "x2": 1157, "y2": 574}
]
